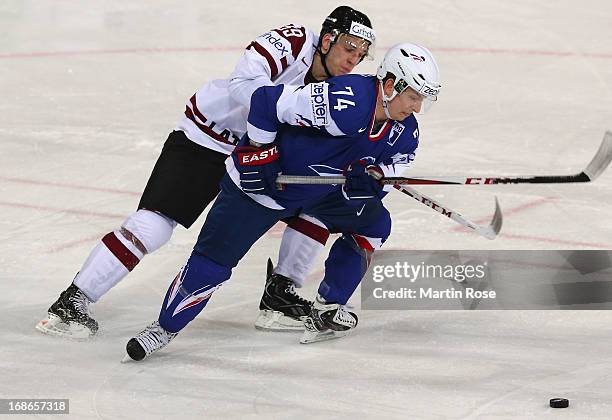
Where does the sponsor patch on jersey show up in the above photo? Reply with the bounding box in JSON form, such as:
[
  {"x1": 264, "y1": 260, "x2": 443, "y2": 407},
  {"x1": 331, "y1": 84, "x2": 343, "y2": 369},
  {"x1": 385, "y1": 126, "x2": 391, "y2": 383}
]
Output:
[
  {"x1": 310, "y1": 82, "x2": 330, "y2": 126},
  {"x1": 260, "y1": 31, "x2": 290, "y2": 56},
  {"x1": 349, "y1": 22, "x2": 376, "y2": 44},
  {"x1": 387, "y1": 122, "x2": 405, "y2": 146}
]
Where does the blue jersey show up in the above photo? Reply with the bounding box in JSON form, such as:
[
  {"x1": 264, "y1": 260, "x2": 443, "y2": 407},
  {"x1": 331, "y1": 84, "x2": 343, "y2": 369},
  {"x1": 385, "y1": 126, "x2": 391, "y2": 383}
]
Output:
[{"x1": 226, "y1": 74, "x2": 419, "y2": 209}]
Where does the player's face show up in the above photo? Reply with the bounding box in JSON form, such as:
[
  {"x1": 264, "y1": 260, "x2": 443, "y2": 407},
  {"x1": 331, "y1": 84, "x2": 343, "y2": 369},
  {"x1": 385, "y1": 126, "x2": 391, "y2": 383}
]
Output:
[
  {"x1": 388, "y1": 87, "x2": 424, "y2": 119},
  {"x1": 325, "y1": 34, "x2": 369, "y2": 76}
]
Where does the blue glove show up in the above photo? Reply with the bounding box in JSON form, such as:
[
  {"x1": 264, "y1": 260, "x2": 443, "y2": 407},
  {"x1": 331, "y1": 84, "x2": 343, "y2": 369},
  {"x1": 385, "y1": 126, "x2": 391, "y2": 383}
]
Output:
[
  {"x1": 342, "y1": 160, "x2": 384, "y2": 200},
  {"x1": 231, "y1": 141, "x2": 281, "y2": 196}
]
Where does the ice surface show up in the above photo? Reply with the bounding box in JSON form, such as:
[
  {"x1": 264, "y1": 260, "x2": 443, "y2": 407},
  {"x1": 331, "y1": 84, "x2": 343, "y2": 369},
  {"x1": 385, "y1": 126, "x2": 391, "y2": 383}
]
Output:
[{"x1": 2, "y1": 1, "x2": 612, "y2": 418}]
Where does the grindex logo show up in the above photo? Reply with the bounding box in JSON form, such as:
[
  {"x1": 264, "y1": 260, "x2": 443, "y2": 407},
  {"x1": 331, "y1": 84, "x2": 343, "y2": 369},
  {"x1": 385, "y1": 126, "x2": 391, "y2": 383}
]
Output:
[
  {"x1": 349, "y1": 22, "x2": 376, "y2": 43},
  {"x1": 260, "y1": 32, "x2": 289, "y2": 56}
]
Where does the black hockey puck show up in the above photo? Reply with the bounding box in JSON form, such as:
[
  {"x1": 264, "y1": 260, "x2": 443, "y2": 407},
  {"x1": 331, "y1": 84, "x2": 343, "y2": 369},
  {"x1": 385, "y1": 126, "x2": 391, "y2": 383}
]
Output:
[
  {"x1": 549, "y1": 398, "x2": 569, "y2": 408},
  {"x1": 126, "y1": 338, "x2": 146, "y2": 361}
]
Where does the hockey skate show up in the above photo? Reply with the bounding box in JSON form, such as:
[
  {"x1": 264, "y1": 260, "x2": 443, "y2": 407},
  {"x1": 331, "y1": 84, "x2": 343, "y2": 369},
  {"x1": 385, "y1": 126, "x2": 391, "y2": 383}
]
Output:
[
  {"x1": 124, "y1": 321, "x2": 178, "y2": 361},
  {"x1": 255, "y1": 259, "x2": 313, "y2": 331},
  {"x1": 300, "y1": 294, "x2": 358, "y2": 344},
  {"x1": 35, "y1": 283, "x2": 98, "y2": 339}
]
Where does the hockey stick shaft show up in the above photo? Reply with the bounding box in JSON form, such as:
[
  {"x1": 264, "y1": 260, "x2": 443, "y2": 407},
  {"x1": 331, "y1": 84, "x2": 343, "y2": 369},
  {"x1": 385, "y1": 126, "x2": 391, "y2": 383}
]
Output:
[
  {"x1": 276, "y1": 131, "x2": 612, "y2": 187},
  {"x1": 277, "y1": 174, "x2": 590, "y2": 186},
  {"x1": 392, "y1": 185, "x2": 502, "y2": 240}
]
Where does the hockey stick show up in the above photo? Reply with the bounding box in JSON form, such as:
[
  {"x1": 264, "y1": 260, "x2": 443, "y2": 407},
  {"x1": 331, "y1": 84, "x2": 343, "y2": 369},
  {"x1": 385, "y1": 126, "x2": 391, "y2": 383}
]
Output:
[
  {"x1": 393, "y1": 185, "x2": 503, "y2": 240},
  {"x1": 277, "y1": 131, "x2": 612, "y2": 187}
]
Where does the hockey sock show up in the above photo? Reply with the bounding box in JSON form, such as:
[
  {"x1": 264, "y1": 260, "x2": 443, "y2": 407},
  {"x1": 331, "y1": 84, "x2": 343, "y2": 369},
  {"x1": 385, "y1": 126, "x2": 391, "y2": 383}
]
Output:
[
  {"x1": 73, "y1": 210, "x2": 175, "y2": 302},
  {"x1": 275, "y1": 216, "x2": 329, "y2": 287},
  {"x1": 158, "y1": 252, "x2": 232, "y2": 333},
  {"x1": 73, "y1": 230, "x2": 145, "y2": 302},
  {"x1": 317, "y1": 235, "x2": 373, "y2": 305}
]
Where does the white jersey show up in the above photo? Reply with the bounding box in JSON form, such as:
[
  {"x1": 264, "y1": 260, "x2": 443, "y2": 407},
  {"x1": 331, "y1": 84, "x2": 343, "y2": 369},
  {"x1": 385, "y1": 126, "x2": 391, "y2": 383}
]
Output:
[{"x1": 176, "y1": 24, "x2": 319, "y2": 155}]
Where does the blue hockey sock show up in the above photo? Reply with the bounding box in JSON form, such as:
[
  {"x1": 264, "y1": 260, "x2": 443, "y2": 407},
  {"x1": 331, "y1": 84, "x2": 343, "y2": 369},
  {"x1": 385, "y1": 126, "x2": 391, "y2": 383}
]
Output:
[
  {"x1": 158, "y1": 252, "x2": 231, "y2": 333},
  {"x1": 317, "y1": 235, "x2": 370, "y2": 305}
]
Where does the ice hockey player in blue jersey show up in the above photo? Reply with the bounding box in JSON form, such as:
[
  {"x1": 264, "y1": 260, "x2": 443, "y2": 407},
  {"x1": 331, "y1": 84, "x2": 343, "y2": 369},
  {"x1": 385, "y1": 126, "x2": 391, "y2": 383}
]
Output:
[
  {"x1": 36, "y1": 6, "x2": 376, "y2": 339},
  {"x1": 125, "y1": 43, "x2": 441, "y2": 360}
]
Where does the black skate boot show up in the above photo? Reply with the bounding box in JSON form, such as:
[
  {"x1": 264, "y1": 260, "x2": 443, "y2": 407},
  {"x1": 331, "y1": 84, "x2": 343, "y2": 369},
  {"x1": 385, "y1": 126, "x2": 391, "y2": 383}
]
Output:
[
  {"x1": 300, "y1": 294, "x2": 358, "y2": 344},
  {"x1": 125, "y1": 321, "x2": 178, "y2": 361},
  {"x1": 35, "y1": 283, "x2": 99, "y2": 339},
  {"x1": 254, "y1": 259, "x2": 313, "y2": 331}
]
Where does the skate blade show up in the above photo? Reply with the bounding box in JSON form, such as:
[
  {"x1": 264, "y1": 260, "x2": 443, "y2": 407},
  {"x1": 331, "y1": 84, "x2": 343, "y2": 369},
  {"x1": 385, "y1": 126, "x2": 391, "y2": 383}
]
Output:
[
  {"x1": 299, "y1": 328, "x2": 352, "y2": 344},
  {"x1": 254, "y1": 310, "x2": 305, "y2": 332},
  {"x1": 35, "y1": 315, "x2": 94, "y2": 340}
]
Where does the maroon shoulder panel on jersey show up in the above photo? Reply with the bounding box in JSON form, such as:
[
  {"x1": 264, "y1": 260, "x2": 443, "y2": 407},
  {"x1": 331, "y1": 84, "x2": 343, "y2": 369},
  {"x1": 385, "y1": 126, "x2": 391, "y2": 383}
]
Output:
[
  {"x1": 273, "y1": 25, "x2": 307, "y2": 60},
  {"x1": 247, "y1": 41, "x2": 279, "y2": 79}
]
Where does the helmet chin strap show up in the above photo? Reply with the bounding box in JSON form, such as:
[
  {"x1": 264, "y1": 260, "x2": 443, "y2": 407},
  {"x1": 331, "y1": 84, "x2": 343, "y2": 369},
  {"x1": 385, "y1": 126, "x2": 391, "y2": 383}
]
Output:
[
  {"x1": 316, "y1": 33, "x2": 339, "y2": 80},
  {"x1": 379, "y1": 80, "x2": 396, "y2": 120},
  {"x1": 319, "y1": 49, "x2": 334, "y2": 80}
]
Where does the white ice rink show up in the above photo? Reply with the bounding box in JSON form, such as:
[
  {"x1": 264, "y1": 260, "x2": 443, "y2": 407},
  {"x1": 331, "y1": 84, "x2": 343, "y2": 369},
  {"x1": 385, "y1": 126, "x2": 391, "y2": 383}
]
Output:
[{"x1": 2, "y1": 1, "x2": 612, "y2": 418}]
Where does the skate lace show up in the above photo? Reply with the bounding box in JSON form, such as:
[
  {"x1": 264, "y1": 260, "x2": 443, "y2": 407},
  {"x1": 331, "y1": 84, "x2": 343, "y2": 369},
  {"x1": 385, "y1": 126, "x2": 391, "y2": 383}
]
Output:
[
  {"x1": 136, "y1": 322, "x2": 176, "y2": 355},
  {"x1": 285, "y1": 283, "x2": 311, "y2": 306},
  {"x1": 68, "y1": 291, "x2": 91, "y2": 317}
]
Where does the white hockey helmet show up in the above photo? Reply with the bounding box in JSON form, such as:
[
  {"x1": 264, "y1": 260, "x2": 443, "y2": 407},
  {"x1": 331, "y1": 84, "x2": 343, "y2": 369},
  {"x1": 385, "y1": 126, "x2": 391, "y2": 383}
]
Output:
[{"x1": 376, "y1": 43, "x2": 441, "y2": 109}]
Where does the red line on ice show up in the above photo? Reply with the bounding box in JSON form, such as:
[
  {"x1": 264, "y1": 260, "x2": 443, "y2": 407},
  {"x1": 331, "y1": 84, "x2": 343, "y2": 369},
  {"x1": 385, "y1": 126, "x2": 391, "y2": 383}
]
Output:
[
  {"x1": 0, "y1": 201, "x2": 125, "y2": 219},
  {"x1": 0, "y1": 46, "x2": 241, "y2": 59},
  {"x1": 1, "y1": 46, "x2": 611, "y2": 60},
  {"x1": 451, "y1": 196, "x2": 554, "y2": 232},
  {"x1": 0, "y1": 176, "x2": 139, "y2": 197},
  {"x1": 451, "y1": 196, "x2": 612, "y2": 247},
  {"x1": 500, "y1": 233, "x2": 611, "y2": 248},
  {"x1": 47, "y1": 233, "x2": 105, "y2": 254}
]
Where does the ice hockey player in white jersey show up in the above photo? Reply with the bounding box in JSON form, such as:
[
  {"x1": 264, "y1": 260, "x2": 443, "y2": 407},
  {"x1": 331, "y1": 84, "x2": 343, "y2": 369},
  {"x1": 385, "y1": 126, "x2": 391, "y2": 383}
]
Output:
[
  {"x1": 124, "y1": 43, "x2": 441, "y2": 360},
  {"x1": 36, "y1": 6, "x2": 376, "y2": 339}
]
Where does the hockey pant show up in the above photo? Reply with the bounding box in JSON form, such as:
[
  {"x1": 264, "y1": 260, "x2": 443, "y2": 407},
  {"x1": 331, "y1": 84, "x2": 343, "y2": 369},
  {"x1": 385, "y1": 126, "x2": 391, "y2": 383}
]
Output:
[{"x1": 158, "y1": 176, "x2": 391, "y2": 333}]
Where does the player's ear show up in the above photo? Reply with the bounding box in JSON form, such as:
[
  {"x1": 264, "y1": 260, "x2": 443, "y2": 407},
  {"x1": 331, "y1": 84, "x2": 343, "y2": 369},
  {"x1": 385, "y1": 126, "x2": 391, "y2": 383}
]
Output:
[
  {"x1": 383, "y1": 78, "x2": 395, "y2": 97},
  {"x1": 320, "y1": 33, "x2": 333, "y2": 54}
]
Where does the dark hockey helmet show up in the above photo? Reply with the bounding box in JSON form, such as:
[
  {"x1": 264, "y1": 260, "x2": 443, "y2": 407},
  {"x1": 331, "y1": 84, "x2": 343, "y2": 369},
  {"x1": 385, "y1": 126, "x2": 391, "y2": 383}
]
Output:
[{"x1": 319, "y1": 6, "x2": 376, "y2": 61}]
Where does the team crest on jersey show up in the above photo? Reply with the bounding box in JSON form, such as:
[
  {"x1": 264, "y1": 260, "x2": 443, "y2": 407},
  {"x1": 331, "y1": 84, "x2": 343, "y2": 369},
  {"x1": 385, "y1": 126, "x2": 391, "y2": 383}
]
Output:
[
  {"x1": 390, "y1": 152, "x2": 414, "y2": 166},
  {"x1": 387, "y1": 122, "x2": 405, "y2": 146},
  {"x1": 310, "y1": 82, "x2": 330, "y2": 126}
]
